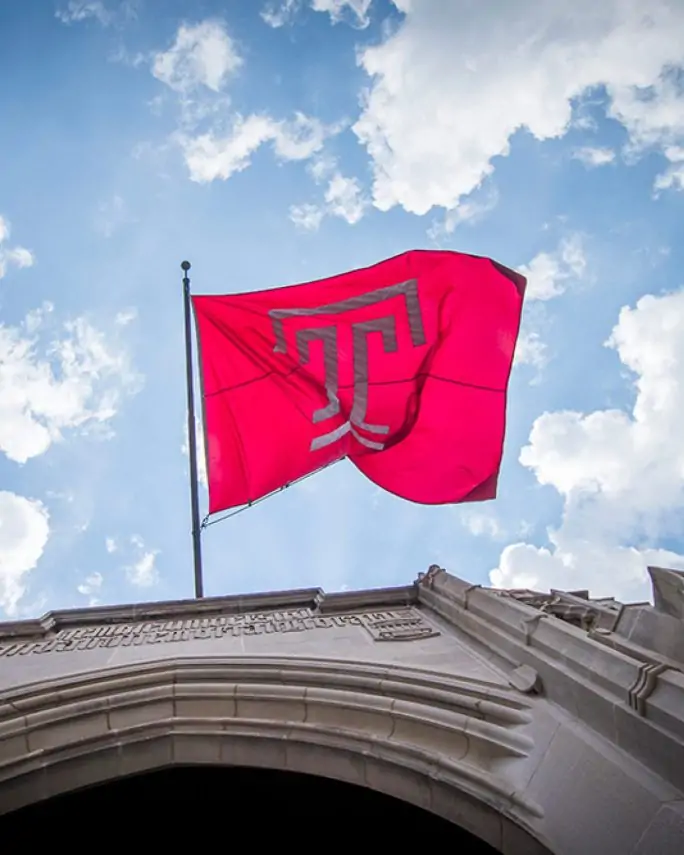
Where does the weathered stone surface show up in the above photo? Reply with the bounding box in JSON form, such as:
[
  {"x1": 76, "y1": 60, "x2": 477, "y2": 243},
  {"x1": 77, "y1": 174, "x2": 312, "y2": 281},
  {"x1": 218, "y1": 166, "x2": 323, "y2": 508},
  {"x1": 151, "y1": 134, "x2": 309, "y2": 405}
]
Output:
[
  {"x1": 649, "y1": 566, "x2": 684, "y2": 620},
  {"x1": 0, "y1": 567, "x2": 682, "y2": 853}
]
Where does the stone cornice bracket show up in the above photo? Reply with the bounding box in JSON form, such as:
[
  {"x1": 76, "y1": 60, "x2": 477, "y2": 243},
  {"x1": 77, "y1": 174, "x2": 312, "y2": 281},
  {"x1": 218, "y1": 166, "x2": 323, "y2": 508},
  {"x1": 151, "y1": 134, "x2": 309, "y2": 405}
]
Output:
[
  {"x1": 521, "y1": 613, "x2": 547, "y2": 646},
  {"x1": 627, "y1": 662, "x2": 669, "y2": 716},
  {"x1": 463, "y1": 584, "x2": 482, "y2": 610},
  {"x1": 508, "y1": 665, "x2": 542, "y2": 695},
  {"x1": 416, "y1": 564, "x2": 444, "y2": 590}
]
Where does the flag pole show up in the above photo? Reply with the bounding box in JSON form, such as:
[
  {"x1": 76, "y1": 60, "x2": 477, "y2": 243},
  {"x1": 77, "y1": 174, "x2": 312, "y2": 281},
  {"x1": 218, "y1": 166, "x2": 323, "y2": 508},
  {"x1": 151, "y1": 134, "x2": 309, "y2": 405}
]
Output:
[{"x1": 181, "y1": 260, "x2": 204, "y2": 599}]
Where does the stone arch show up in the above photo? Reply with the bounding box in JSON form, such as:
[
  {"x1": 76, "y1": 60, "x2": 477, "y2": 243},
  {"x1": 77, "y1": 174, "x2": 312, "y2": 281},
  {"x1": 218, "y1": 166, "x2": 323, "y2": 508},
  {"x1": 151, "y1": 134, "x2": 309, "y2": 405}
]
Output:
[{"x1": 0, "y1": 656, "x2": 552, "y2": 853}]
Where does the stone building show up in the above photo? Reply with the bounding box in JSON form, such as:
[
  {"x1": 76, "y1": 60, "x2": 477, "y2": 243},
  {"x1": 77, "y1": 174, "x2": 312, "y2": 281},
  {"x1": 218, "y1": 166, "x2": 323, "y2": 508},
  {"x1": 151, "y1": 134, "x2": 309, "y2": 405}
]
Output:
[{"x1": 0, "y1": 564, "x2": 682, "y2": 852}]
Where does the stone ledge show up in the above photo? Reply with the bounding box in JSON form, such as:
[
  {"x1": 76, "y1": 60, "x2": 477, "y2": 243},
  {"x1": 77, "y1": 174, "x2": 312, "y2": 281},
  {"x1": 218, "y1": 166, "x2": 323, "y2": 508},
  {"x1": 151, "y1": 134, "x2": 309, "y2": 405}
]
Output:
[
  {"x1": 417, "y1": 569, "x2": 684, "y2": 794},
  {"x1": 0, "y1": 584, "x2": 417, "y2": 642}
]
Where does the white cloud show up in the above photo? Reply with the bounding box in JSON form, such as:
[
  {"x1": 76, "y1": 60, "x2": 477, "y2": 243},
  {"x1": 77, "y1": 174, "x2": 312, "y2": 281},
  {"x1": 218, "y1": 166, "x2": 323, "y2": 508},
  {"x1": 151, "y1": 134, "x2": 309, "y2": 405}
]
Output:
[
  {"x1": 152, "y1": 20, "x2": 242, "y2": 94},
  {"x1": 261, "y1": 0, "x2": 371, "y2": 28},
  {"x1": 324, "y1": 173, "x2": 368, "y2": 224},
  {"x1": 353, "y1": 0, "x2": 684, "y2": 215},
  {"x1": 461, "y1": 510, "x2": 505, "y2": 540},
  {"x1": 0, "y1": 492, "x2": 49, "y2": 616},
  {"x1": 56, "y1": 1, "x2": 113, "y2": 25},
  {"x1": 261, "y1": 0, "x2": 301, "y2": 27},
  {"x1": 514, "y1": 330, "x2": 549, "y2": 371},
  {"x1": 290, "y1": 156, "x2": 368, "y2": 230},
  {"x1": 150, "y1": 21, "x2": 340, "y2": 184},
  {"x1": 654, "y1": 145, "x2": 684, "y2": 193},
  {"x1": 114, "y1": 307, "x2": 137, "y2": 326},
  {"x1": 428, "y1": 187, "x2": 499, "y2": 240},
  {"x1": 311, "y1": 0, "x2": 371, "y2": 28},
  {"x1": 492, "y1": 286, "x2": 684, "y2": 602},
  {"x1": 520, "y1": 235, "x2": 586, "y2": 302},
  {"x1": 23, "y1": 302, "x2": 54, "y2": 335},
  {"x1": 573, "y1": 146, "x2": 617, "y2": 167},
  {"x1": 55, "y1": 0, "x2": 136, "y2": 26},
  {"x1": 179, "y1": 112, "x2": 330, "y2": 182},
  {"x1": 105, "y1": 537, "x2": 117, "y2": 553},
  {"x1": 125, "y1": 535, "x2": 160, "y2": 587},
  {"x1": 289, "y1": 203, "x2": 326, "y2": 231},
  {"x1": 513, "y1": 237, "x2": 587, "y2": 377},
  {"x1": 181, "y1": 415, "x2": 208, "y2": 488},
  {"x1": 0, "y1": 309, "x2": 143, "y2": 465},
  {"x1": 77, "y1": 571, "x2": 103, "y2": 606},
  {"x1": 0, "y1": 214, "x2": 35, "y2": 280}
]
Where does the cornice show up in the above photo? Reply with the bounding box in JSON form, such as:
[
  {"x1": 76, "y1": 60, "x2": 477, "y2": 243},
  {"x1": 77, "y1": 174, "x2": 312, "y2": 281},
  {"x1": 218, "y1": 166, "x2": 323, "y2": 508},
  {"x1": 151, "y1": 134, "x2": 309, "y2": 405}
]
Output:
[
  {"x1": 416, "y1": 566, "x2": 684, "y2": 794},
  {"x1": 0, "y1": 584, "x2": 417, "y2": 641}
]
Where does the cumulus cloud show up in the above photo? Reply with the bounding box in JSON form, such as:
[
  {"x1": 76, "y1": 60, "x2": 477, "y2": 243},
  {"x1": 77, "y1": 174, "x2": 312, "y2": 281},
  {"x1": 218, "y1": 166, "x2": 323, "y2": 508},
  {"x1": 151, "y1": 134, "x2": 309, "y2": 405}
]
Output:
[
  {"x1": 520, "y1": 235, "x2": 587, "y2": 302},
  {"x1": 0, "y1": 214, "x2": 35, "y2": 280},
  {"x1": 0, "y1": 293, "x2": 141, "y2": 613},
  {"x1": 512, "y1": 236, "x2": 587, "y2": 377},
  {"x1": 77, "y1": 571, "x2": 103, "y2": 606},
  {"x1": 654, "y1": 145, "x2": 684, "y2": 193},
  {"x1": 353, "y1": 0, "x2": 684, "y2": 215},
  {"x1": 261, "y1": 0, "x2": 300, "y2": 27},
  {"x1": 290, "y1": 156, "x2": 369, "y2": 230},
  {"x1": 56, "y1": 1, "x2": 113, "y2": 25},
  {"x1": 461, "y1": 510, "x2": 505, "y2": 540},
  {"x1": 573, "y1": 146, "x2": 617, "y2": 167},
  {"x1": 311, "y1": 0, "x2": 371, "y2": 27},
  {"x1": 152, "y1": 20, "x2": 242, "y2": 94},
  {"x1": 324, "y1": 173, "x2": 368, "y2": 223},
  {"x1": 492, "y1": 286, "x2": 684, "y2": 602},
  {"x1": 114, "y1": 307, "x2": 137, "y2": 326},
  {"x1": 125, "y1": 535, "x2": 160, "y2": 587},
  {"x1": 179, "y1": 112, "x2": 331, "y2": 182},
  {"x1": 55, "y1": 0, "x2": 136, "y2": 26},
  {"x1": 428, "y1": 187, "x2": 500, "y2": 240},
  {"x1": 149, "y1": 21, "x2": 339, "y2": 184},
  {"x1": 0, "y1": 492, "x2": 49, "y2": 616},
  {"x1": 0, "y1": 308, "x2": 143, "y2": 464},
  {"x1": 514, "y1": 331, "x2": 549, "y2": 371},
  {"x1": 106, "y1": 534, "x2": 160, "y2": 587},
  {"x1": 289, "y1": 203, "x2": 326, "y2": 231},
  {"x1": 262, "y1": 0, "x2": 371, "y2": 28}
]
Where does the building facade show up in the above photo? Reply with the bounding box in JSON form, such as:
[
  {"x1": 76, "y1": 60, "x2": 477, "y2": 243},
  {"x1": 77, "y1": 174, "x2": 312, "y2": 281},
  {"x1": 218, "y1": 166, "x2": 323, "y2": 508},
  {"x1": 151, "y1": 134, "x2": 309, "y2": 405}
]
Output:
[{"x1": 0, "y1": 565, "x2": 682, "y2": 852}]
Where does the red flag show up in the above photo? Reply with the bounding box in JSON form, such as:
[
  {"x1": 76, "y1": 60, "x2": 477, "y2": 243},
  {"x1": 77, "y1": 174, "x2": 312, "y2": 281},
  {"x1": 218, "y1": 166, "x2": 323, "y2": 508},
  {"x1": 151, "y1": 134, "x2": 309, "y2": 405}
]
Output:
[{"x1": 192, "y1": 250, "x2": 525, "y2": 515}]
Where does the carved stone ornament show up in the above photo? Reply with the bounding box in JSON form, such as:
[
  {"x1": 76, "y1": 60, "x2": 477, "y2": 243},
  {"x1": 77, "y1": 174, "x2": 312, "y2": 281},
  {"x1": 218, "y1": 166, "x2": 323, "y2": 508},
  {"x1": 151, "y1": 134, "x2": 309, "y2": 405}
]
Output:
[{"x1": 0, "y1": 606, "x2": 439, "y2": 658}]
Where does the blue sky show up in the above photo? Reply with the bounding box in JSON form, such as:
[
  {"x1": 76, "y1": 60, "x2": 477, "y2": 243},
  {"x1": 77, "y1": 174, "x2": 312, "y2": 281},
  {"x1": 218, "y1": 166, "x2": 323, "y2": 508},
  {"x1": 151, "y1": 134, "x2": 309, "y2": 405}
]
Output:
[{"x1": 1, "y1": 0, "x2": 683, "y2": 618}]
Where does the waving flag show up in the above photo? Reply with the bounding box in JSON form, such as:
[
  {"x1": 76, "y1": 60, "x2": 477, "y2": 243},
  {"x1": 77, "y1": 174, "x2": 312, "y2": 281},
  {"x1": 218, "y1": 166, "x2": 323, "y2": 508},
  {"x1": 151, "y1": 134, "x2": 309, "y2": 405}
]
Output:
[{"x1": 192, "y1": 250, "x2": 525, "y2": 515}]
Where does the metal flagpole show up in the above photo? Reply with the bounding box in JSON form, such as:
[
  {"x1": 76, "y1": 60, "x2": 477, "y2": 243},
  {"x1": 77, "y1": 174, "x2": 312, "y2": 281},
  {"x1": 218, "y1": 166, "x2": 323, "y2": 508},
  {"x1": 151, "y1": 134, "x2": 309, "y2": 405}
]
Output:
[{"x1": 181, "y1": 260, "x2": 204, "y2": 599}]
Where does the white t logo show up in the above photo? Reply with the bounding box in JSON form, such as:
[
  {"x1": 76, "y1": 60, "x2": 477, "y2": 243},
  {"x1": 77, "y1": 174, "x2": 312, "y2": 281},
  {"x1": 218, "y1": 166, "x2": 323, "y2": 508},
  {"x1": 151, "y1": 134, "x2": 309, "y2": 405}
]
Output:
[{"x1": 270, "y1": 279, "x2": 426, "y2": 451}]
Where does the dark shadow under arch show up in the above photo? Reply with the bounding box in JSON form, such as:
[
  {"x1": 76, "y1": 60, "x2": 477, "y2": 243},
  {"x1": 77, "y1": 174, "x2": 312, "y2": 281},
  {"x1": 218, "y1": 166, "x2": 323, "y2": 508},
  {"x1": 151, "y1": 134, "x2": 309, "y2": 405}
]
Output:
[{"x1": 0, "y1": 765, "x2": 500, "y2": 848}]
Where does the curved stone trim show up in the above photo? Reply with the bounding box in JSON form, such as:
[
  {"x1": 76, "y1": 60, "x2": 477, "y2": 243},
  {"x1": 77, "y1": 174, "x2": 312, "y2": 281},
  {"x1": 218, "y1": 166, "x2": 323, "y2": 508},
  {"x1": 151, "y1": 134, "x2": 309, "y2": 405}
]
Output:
[{"x1": 0, "y1": 656, "x2": 551, "y2": 854}]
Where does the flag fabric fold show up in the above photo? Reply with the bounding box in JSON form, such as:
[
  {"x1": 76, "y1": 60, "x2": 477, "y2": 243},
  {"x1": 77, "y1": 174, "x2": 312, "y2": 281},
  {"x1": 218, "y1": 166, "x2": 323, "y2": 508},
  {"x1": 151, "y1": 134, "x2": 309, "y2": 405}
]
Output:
[{"x1": 192, "y1": 250, "x2": 526, "y2": 515}]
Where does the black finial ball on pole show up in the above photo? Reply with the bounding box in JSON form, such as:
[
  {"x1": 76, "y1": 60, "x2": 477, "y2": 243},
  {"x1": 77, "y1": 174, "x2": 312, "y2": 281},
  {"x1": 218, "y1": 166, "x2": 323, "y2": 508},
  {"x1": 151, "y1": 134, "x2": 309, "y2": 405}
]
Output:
[{"x1": 181, "y1": 260, "x2": 191, "y2": 273}]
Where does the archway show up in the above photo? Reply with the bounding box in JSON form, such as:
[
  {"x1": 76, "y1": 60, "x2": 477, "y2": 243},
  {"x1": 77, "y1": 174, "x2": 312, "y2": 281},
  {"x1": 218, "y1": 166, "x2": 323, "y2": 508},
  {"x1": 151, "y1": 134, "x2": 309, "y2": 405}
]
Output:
[
  {"x1": 0, "y1": 657, "x2": 553, "y2": 853},
  {"x1": 0, "y1": 765, "x2": 502, "y2": 848}
]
